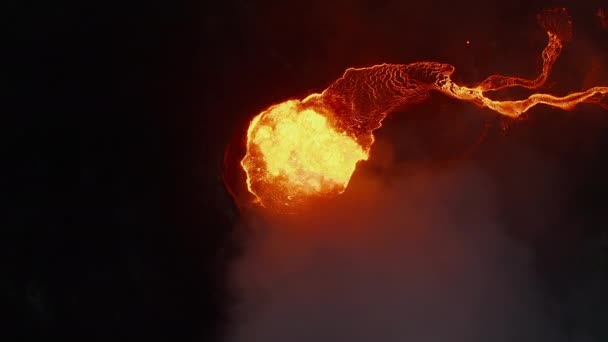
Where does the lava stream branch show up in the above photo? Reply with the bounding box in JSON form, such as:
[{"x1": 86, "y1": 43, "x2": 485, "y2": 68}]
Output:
[
  {"x1": 477, "y1": 32, "x2": 562, "y2": 92},
  {"x1": 441, "y1": 82, "x2": 608, "y2": 118}
]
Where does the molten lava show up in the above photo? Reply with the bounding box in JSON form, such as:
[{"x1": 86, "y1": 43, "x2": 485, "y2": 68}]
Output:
[
  {"x1": 242, "y1": 100, "x2": 368, "y2": 209},
  {"x1": 240, "y1": 8, "x2": 608, "y2": 211}
]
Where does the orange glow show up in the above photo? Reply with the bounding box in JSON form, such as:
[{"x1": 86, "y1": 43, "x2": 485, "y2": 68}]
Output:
[{"x1": 239, "y1": 7, "x2": 607, "y2": 212}]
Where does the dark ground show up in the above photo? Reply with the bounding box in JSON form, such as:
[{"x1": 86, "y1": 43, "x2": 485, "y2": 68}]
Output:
[{"x1": 6, "y1": 0, "x2": 608, "y2": 340}]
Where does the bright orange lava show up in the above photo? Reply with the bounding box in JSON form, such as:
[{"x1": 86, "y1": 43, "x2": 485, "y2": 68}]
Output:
[
  {"x1": 240, "y1": 8, "x2": 608, "y2": 211},
  {"x1": 242, "y1": 100, "x2": 368, "y2": 209}
]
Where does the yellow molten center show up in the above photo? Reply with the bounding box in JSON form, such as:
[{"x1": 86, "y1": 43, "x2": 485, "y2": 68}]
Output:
[{"x1": 243, "y1": 100, "x2": 368, "y2": 207}]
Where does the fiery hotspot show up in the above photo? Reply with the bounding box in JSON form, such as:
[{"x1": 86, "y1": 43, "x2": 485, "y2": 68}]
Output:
[
  {"x1": 239, "y1": 8, "x2": 608, "y2": 211},
  {"x1": 242, "y1": 99, "x2": 368, "y2": 209}
]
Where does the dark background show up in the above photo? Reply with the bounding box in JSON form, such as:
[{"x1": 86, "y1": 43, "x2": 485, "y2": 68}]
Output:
[{"x1": 6, "y1": 0, "x2": 608, "y2": 340}]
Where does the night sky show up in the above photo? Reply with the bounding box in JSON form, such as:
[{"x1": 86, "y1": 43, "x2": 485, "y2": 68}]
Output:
[{"x1": 7, "y1": 0, "x2": 608, "y2": 341}]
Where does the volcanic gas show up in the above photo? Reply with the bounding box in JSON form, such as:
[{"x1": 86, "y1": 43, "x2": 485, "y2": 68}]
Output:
[{"x1": 239, "y1": 8, "x2": 608, "y2": 211}]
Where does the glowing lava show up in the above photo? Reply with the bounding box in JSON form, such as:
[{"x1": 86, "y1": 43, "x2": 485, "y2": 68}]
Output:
[
  {"x1": 242, "y1": 100, "x2": 368, "y2": 209},
  {"x1": 240, "y1": 8, "x2": 608, "y2": 211}
]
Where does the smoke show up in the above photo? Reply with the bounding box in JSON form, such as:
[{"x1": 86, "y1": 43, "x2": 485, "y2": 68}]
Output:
[{"x1": 227, "y1": 155, "x2": 566, "y2": 342}]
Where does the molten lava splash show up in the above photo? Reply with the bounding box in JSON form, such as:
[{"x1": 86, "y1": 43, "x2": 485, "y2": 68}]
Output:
[
  {"x1": 242, "y1": 100, "x2": 368, "y2": 209},
  {"x1": 240, "y1": 8, "x2": 608, "y2": 210}
]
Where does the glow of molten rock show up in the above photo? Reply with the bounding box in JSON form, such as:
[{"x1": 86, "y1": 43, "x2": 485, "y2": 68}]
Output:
[
  {"x1": 240, "y1": 8, "x2": 608, "y2": 210},
  {"x1": 243, "y1": 100, "x2": 368, "y2": 209}
]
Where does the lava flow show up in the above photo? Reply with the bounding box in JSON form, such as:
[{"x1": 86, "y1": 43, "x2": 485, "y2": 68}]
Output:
[{"x1": 239, "y1": 8, "x2": 608, "y2": 211}]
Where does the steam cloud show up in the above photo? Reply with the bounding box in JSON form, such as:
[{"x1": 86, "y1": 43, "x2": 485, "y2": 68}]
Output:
[{"x1": 227, "y1": 160, "x2": 570, "y2": 342}]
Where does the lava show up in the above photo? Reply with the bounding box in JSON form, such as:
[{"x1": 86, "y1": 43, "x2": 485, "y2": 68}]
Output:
[
  {"x1": 243, "y1": 100, "x2": 368, "y2": 209},
  {"x1": 239, "y1": 8, "x2": 608, "y2": 211}
]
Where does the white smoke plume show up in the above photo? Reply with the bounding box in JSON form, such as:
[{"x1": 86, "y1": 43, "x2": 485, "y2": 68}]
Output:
[{"x1": 227, "y1": 147, "x2": 568, "y2": 342}]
